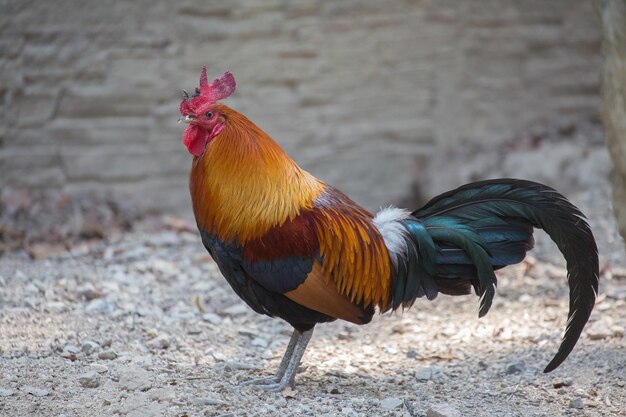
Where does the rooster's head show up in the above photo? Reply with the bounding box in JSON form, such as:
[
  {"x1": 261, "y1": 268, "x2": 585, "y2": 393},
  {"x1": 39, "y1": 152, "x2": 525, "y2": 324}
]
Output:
[{"x1": 179, "y1": 68, "x2": 236, "y2": 157}]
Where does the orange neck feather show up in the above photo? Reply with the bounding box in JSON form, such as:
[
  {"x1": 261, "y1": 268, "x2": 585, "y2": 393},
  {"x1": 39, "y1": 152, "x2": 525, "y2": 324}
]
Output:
[{"x1": 189, "y1": 104, "x2": 325, "y2": 244}]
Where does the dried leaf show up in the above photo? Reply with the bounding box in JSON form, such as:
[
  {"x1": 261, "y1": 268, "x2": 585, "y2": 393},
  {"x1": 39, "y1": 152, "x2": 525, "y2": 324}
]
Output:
[
  {"x1": 194, "y1": 295, "x2": 206, "y2": 313},
  {"x1": 25, "y1": 243, "x2": 68, "y2": 260}
]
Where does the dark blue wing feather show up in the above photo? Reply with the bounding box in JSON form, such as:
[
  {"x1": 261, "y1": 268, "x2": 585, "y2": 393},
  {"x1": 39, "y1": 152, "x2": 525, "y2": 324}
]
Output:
[
  {"x1": 241, "y1": 256, "x2": 314, "y2": 293},
  {"x1": 199, "y1": 230, "x2": 333, "y2": 331}
]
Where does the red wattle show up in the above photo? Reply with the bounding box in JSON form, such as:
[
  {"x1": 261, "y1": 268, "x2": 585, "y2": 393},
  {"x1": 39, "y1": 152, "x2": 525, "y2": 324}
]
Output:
[{"x1": 183, "y1": 125, "x2": 207, "y2": 157}]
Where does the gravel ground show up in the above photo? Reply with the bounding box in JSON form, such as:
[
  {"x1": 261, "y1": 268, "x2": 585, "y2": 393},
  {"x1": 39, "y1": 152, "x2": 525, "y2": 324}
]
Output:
[{"x1": 1, "y1": 207, "x2": 625, "y2": 417}]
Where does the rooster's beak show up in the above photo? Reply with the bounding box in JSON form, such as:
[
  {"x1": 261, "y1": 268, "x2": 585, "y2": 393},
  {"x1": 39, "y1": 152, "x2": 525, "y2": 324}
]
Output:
[{"x1": 178, "y1": 115, "x2": 194, "y2": 124}]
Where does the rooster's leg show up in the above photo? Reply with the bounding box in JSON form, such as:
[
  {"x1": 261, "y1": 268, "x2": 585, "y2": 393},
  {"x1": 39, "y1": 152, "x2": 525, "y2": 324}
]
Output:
[
  {"x1": 239, "y1": 329, "x2": 300, "y2": 386},
  {"x1": 260, "y1": 328, "x2": 313, "y2": 392}
]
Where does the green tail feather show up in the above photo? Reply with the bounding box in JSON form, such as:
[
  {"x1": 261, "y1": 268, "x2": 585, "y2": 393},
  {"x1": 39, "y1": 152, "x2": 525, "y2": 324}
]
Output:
[
  {"x1": 391, "y1": 220, "x2": 437, "y2": 310},
  {"x1": 410, "y1": 179, "x2": 598, "y2": 373},
  {"x1": 424, "y1": 216, "x2": 498, "y2": 318}
]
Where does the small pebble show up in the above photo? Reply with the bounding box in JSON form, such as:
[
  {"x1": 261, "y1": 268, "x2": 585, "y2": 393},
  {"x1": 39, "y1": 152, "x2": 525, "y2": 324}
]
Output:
[
  {"x1": 569, "y1": 397, "x2": 584, "y2": 409},
  {"x1": 237, "y1": 328, "x2": 257, "y2": 337},
  {"x1": 261, "y1": 349, "x2": 275, "y2": 359},
  {"x1": 415, "y1": 366, "x2": 444, "y2": 382},
  {"x1": 406, "y1": 349, "x2": 418, "y2": 359},
  {"x1": 98, "y1": 349, "x2": 118, "y2": 360},
  {"x1": 574, "y1": 388, "x2": 588, "y2": 398},
  {"x1": 380, "y1": 397, "x2": 403, "y2": 410},
  {"x1": 78, "y1": 372, "x2": 100, "y2": 388},
  {"x1": 208, "y1": 350, "x2": 227, "y2": 362},
  {"x1": 225, "y1": 361, "x2": 257, "y2": 370},
  {"x1": 82, "y1": 340, "x2": 100, "y2": 355},
  {"x1": 586, "y1": 321, "x2": 613, "y2": 340},
  {"x1": 202, "y1": 313, "x2": 222, "y2": 325},
  {"x1": 222, "y1": 304, "x2": 248, "y2": 316},
  {"x1": 504, "y1": 361, "x2": 526, "y2": 375},
  {"x1": 384, "y1": 346, "x2": 398, "y2": 355},
  {"x1": 0, "y1": 388, "x2": 15, "y2": 397},
  {"x1": 337, "y1": 332, "x2": 351, "y2": 340},
  {"x1": 132, "y1": 355, "x2": 153, "y2": 369},
  {"x1": 79, "y1": 287, "x2": 103, "y2": 301},
  {"x1": 553, "y1": 377, "x2": 573, "y2": 388},
  {"x1": 85, "y1": 298, "x2": 115, "y2": 315},
  {"x1": 391, "y1": 324, "x2": 407, "y2": 334},
  {"x1": 326, "y1": 385, "x2": 340, "y2": 394},
  {"x1": 25, "y1": 387, "x2": 50, "y2": 397},
  {"x1": 45, "y1": 301, "x2": 67, "y2": 313},
  {"x1": 427, "y1": 403, "x2": 461, "y2": 417},
  {"x1": 251, "y1": 337, "x2": 268, "y2": 348},
  {"x1": 119, "y1": 367, "x2": 153, "y2": 391},
  {"x1": 24, "y1": 283, "x2": 39, "y2": 294},
  {"x1": 147, "y1": 335, "x2": 170, "y2": 349},
  {"x1": 148, "y1": 387, "x2": 176, "y2": 402},
  {"x1": 61, "y1": 344, "x2": 80, "y2": 358},
  {"x1": 91, "y1": 364, "x2": 109, "y2": 374},
  {"x1": 192, "y1": 395, "x2": 225, "y2": 406}
]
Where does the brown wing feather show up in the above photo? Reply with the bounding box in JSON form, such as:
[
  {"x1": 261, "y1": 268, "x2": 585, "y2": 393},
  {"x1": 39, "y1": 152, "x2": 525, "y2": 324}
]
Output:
[{"x1": 284, "y1": 263, "x2": 373, "y2": 324}]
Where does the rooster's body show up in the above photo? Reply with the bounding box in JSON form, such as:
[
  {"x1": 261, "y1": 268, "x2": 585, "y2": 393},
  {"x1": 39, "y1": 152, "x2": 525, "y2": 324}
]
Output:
[{"x1": 179, "y1": 69, "x2": 598, "y2": 392}]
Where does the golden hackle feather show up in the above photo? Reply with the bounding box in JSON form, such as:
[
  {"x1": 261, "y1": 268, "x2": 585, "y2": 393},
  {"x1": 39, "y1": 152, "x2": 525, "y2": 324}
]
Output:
[
  {"x1": 190, "y1": 104, "x2": 325, "y2": 244},
  {"x1": 190, "y1": 104, "x2": 392, "y2": 310}
]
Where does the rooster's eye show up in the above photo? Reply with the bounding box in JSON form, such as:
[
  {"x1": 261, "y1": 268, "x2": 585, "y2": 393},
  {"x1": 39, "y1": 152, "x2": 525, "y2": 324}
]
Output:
[{"x1": 205, "y1": 111, "x2": 214, "y2": 119}]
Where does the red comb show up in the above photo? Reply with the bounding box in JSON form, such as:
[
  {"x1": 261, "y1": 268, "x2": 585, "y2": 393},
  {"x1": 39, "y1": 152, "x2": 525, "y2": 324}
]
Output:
[
  {"x1": 199, "y1": 67, "x2": 236, "y2": 103},
  {"x1": 180, "y1": 68, "x2": 236, "y2": 115}
]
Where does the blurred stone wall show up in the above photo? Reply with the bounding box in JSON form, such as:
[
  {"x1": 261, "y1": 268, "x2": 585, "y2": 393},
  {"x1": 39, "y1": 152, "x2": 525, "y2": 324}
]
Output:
[{"x1": 0, "y1": 0, "x2": 601, "y2": 213}]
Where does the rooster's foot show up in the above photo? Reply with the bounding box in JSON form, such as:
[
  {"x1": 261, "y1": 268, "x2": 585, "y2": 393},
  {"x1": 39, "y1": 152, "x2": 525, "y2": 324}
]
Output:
[{"x1": 239, "y1": 376, "x2": 279, "y2": 387}]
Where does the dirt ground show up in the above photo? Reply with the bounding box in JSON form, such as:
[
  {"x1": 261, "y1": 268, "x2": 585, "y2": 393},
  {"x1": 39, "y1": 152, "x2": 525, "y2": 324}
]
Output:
[{"x1": 1, "y1": 132, "x2": 626, "y2": 416}]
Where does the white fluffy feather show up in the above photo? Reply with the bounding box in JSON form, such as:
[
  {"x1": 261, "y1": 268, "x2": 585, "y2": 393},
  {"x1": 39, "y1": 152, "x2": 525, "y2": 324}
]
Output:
[{"x1": 373, "y1": 206, "x2": 412, "y2": 263}]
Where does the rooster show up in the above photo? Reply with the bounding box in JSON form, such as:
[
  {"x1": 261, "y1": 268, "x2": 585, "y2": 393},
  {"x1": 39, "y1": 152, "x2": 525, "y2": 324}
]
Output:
[{"x1": 178, "y1": 68, "x2": 598, "y2": 392}]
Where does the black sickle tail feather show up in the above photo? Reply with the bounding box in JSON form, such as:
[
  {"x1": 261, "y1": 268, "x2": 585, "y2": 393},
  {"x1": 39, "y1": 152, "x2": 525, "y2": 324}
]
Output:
[{"x1": 393, "y1": 179, "x2": 598, "y2": 372}]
